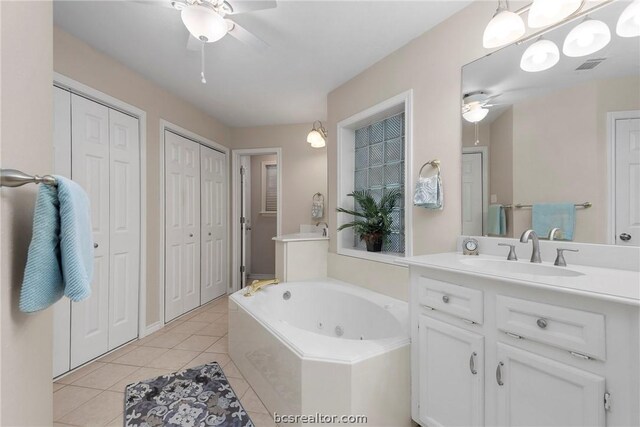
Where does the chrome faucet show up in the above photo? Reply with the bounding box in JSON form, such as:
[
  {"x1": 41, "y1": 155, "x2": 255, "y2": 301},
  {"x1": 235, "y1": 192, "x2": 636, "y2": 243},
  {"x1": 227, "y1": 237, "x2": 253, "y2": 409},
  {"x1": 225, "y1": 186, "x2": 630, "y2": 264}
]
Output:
[
  {"x1": 316, "y1": 221, "x2": 329, "y2": 237},
  {"x1": 520, "y1": 229, "x2": 542, "y2": 263},
  {"x1": 548, "y1": 228, "x2": 562, "y2": 241}
]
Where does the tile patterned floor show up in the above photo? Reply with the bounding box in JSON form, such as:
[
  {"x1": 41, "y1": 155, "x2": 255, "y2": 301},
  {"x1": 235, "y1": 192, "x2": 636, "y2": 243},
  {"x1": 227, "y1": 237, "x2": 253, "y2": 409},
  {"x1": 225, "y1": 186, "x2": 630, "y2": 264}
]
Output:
[{"x1": 53, "y1": 295, "x2": 276, "y2": 427}]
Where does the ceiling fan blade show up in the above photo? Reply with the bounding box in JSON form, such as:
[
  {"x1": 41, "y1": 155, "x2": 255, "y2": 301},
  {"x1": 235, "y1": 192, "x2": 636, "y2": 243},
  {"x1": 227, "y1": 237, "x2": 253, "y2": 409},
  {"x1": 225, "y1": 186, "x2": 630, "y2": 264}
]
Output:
[
  {"x1": 226, "y1": 19, "x2": 268, "y2": 52},
  {"x1": 186, "y1": 33, "x2": 202, "y2": 51},
  {"x1": 224, "y1": 0, "x2": 277, "y2": 15},
  {"x1": 130, "y1": 0, "x2": 176, "y2": 8}
]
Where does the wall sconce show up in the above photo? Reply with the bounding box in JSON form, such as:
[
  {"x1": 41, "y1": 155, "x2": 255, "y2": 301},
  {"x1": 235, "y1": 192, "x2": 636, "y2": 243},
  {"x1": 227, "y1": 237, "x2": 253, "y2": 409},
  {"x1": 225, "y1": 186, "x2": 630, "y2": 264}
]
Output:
[{"x1": 307, "y1": 121, "x2": 327, "y2": 148}]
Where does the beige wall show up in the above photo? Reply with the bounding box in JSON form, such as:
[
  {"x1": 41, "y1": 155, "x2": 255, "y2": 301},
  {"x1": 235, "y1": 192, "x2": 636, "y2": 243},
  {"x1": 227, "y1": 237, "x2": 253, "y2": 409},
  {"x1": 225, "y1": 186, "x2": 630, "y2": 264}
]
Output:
[
  {"x1": 250, "y1": 155, "x2": 277, "y2": 275},
  {"x1": 1, "y1": 1, "x2": 54, "y2": 424},
  {"x1": 326, "y1": 1, "x2": 494, "y2": 300},
  {"x1": 231, "y1": 124, "x2": 328, "y2": 235},
  {"x1": 53, "y1": 27, "x2": 232, "y2": 326}
]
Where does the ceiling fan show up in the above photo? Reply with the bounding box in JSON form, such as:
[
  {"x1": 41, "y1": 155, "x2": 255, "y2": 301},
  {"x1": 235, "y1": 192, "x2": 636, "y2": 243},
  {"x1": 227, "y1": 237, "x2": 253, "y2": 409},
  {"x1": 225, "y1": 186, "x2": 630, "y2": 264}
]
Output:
[
  {"x1": 461, "y1": 91, "x2": 500, "y2": 123},
  {"x1": 140, "y1": 0, "x2": 276, "y2": 82}
]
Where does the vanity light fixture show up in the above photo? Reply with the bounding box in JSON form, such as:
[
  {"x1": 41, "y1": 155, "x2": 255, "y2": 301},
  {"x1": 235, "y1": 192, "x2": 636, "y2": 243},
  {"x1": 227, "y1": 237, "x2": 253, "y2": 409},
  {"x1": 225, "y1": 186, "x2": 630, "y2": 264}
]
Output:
[
  {"x1": 307, "y1": 121, "x2": 327, "y2": 148},
  {"x1": 181, "y1": 4, "x2": 228, "y2": 43},
  {"x1": 520, "y1": 38, "x2": 560, "y2": 72},
  {"x1": 617, "y1": 0, "x2": 640, "y2": 37},
  {"x1": 528, "y1": 0, "x2": 582, "y2": 28},
  {"x1": 483, "y1": 1, "x2": 526, "y2": 49},
  {"x1": 462, "y1": 103, "x2": 489, "y2": 123},
  {"x1": 563, "y1": 18, "x2": 611, "y2": 57}
]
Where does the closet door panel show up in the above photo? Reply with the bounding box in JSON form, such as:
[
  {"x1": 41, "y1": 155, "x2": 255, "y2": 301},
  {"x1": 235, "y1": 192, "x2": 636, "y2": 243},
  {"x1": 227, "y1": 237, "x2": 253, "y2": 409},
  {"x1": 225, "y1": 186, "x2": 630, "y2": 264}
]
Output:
[
  {"x1": 70, "y1": 94, "x2": 110, "y2": 368},
  {"x1": 201, "y1": 145, "x2": 226, "y2": 303},
  {"x1": 182, "y1": 139, "x2": 201, "y2": 313},
  {"x1": 108, "y1": 109, "x2": 140, "y2": 349},
  {"x1": 165, "y1": 132, "x2": 184, "y2": 321}
]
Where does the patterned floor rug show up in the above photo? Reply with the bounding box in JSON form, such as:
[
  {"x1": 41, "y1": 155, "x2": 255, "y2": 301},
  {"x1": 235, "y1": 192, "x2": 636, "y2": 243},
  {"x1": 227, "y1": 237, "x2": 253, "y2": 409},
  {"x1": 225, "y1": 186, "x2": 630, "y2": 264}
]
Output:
[{"x1": 124, "y1": 362, "x2": 254, "y2": 427}]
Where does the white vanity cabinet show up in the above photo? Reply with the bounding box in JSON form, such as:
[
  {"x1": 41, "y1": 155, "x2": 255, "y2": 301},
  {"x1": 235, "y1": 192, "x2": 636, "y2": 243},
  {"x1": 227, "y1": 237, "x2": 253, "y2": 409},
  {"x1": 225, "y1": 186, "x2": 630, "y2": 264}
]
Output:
[{"x1": 409, "y1": 255, "x2": 639, "y2": 427}]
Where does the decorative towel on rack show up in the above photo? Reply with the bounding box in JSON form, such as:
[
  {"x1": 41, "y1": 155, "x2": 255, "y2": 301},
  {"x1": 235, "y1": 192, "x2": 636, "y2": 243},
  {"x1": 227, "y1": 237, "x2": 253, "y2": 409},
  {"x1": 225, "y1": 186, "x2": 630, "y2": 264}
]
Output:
[
  {"x1": 19, "y1": 176, "x2": 94, "y2": 312},
  {"x1": 532, "y1": 203, "x2": 576, "y2": 241},
  {"x1": 414, "y1": 160, "x2": 443, "y2": 210},
  {"x1": 312, "y1": 192, "x2": 324, "y2": 219}
]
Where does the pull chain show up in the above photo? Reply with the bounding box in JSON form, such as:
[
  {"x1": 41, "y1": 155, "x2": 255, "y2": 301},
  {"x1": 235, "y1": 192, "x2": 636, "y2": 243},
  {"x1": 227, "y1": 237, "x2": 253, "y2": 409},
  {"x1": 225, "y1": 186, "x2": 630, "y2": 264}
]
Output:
[
  {"x1": 200, "y1": 42, "x2": 207, "y2": 84},
  {"x1": 474, "y1": 122, "x2": 480, "y2": 145}
]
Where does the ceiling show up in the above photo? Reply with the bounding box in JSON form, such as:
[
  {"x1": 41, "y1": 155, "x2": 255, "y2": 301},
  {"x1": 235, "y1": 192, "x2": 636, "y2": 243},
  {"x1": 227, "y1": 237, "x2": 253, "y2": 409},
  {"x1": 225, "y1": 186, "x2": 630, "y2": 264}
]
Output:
[
  {"x1": 54, "y1": 0, "x2": 472, "y2": 127},
  {"x1": 462, "y1": 0, "x2": 640, "y2": 124}
]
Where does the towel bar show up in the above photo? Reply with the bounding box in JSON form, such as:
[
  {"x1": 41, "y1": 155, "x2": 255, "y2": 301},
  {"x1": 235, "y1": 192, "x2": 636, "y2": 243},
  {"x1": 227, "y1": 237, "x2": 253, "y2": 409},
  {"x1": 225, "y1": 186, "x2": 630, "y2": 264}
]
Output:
[
  {"x1": 503, "y1": 202, "x2": 592, "y2": 209},
  {"x1": 0, "y1": 169, "x2": 57, "y2": 188}
]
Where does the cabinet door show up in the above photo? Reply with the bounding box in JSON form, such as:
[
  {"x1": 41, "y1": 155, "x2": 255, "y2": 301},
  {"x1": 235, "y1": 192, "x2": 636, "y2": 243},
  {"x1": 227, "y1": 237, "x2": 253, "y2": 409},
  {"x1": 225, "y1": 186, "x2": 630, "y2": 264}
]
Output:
[
  {"x1": 418, "y1": 315, "x2": 484, "y2": 427},
  {"x1": 495, "y1": 343, "x2": 605, "y2": 427},
  {"x1": 70, "y1": 94, "x2": 110, "y2": 368},
  {"x1": 200, "y1": 145, "x2": 226, "y2": 304},
  {"x1": 108, "y1": 109, "x2": 140, "y2": 349},
  {"x1": 165, "y1": 130, "x2": 201, "y2": 321}
]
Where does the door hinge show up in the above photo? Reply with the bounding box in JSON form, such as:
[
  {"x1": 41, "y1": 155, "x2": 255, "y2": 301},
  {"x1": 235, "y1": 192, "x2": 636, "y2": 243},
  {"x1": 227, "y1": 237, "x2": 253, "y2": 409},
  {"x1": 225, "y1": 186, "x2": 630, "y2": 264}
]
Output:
[
  {"x1": 240, "y1": 216, "x2": 246, "y2": 224},
  {"x1": 505, "y1": 332, "x2": 524, "y2": 340},
  {"x1": 462, "y1": 318, "x2": 476, "y2": 325},
  {"x1": 240, "y1": 266, "x2": 245, "y2": 273},
  {"x1": 569, "y1": 351, "x2": 593, "y2": 360},
  {"x1": 604, "y1": 392, "x2": 611, "y2": 411},
  {"x1": 240, "y1": 166, "x2": 246, "y2": 175}
]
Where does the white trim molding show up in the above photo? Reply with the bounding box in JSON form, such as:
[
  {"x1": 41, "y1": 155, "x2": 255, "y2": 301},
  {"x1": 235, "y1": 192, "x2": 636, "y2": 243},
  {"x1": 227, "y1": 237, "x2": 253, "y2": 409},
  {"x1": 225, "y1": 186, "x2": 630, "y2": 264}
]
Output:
[
  {"x1": 231, "y1": 148, "x2": 283, "y2": 293},
  {"x1": 53, "y1": 73, "x2": 151, "y2": 338},
  {"x1": 462, "y1": 146, "x2": 489, "y2": 235},
  {"x1": 158, "y1": 120, "x2": 230, "y2": 328},
  {"x1": 607, "y1": 110, "x2": 640, "y2": 245},
  {"x1": 336, "y1": 89, "x2": 414, "y2": 266}
]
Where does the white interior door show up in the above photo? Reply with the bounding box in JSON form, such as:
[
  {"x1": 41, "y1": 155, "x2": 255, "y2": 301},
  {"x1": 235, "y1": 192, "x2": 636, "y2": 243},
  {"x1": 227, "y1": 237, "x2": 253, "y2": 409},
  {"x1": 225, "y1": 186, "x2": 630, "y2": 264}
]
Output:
[
  {"x1": 462, "y1": 152, "x2": 483, "y2": 236},
  {"x1": 165, "y1": 130, "x2": 201, "y2": 321},
  {"x1": 52, "y1": 86, "x2": 71, "y2": 377},
  {"x1": 70, "y1": 94, "x2": 110, "y2": 368},
  {"x1": 201, "y1": 145, "x2": 227, "y2": 303},
  {"x1": 108, "y1": 109, "x2": 140, "y2": 348},
  {"x1": 615, "y1": 116, "x2": 640, "y2": 246}
]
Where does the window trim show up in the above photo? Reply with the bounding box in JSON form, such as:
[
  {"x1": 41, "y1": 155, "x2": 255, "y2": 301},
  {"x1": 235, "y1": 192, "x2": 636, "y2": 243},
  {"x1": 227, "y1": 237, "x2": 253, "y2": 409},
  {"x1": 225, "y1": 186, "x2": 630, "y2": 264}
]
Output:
[
  {"x1": 260, "y1": 160, "x2": 278, "y2": 215},
  {"x1": 336, "y1": 90, "x2": 413, "y2": 265}
]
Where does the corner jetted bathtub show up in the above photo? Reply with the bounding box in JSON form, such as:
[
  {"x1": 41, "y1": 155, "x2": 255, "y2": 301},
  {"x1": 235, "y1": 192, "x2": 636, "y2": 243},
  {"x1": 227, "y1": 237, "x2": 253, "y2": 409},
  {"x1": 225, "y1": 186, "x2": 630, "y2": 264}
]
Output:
[{"x1": 229, "y1": 280, "x2": 411, "y2": 426}]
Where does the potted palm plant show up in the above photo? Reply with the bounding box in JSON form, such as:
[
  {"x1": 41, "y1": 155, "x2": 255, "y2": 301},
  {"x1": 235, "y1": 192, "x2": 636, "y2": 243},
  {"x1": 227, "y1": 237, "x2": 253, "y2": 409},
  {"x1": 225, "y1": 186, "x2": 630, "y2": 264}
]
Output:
[{"x1": 337, "y1": 189, "x2": 402, "y2": 252}]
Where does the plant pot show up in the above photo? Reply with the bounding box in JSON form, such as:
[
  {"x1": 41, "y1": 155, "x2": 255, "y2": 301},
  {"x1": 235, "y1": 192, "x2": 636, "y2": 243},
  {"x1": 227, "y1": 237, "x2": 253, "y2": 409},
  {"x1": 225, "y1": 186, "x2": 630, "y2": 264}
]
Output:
[{"x1": 365, "y1": 237, "x2": 383, "y2": 252}]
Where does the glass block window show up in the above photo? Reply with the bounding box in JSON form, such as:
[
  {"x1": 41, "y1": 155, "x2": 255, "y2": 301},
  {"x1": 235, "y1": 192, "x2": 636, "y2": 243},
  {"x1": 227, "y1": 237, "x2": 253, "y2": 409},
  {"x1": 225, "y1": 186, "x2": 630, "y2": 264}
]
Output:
[{"x1": 353, "y1": 112, "x2": 405, "y2": 253}]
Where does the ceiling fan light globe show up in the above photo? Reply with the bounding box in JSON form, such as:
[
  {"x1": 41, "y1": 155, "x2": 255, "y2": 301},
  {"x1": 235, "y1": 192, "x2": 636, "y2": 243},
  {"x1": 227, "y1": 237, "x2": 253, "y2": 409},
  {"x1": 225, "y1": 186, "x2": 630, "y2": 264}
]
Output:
[
  {"x1": 520, "y1": 39, "x2": 559, "y2": 72},
  {"x1": 617, "y1": 0, "x2": 640, "y2": 37},
  {"x1": 528, "y1": 0, "x2": 582, "y2": 28},
  {"x1": 563, "y1": 19, "x2": 611, "y2": 57},
  {"x1": 462, "y1": 104, "x2": 489, "y2": 123},
  {"x1": 483, "y1": 9, "x2": 526, "y2": 49},
  {"x1": 181, "y1": 5, "x2": 228, "y2": 43}
]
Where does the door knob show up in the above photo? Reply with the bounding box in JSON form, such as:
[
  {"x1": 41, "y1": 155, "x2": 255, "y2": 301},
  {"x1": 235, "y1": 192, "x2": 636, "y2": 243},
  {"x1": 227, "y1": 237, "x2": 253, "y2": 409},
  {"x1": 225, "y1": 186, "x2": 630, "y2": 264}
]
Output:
[{"x1": 620, "y1": 233, "x2": 631, "y2": 242}]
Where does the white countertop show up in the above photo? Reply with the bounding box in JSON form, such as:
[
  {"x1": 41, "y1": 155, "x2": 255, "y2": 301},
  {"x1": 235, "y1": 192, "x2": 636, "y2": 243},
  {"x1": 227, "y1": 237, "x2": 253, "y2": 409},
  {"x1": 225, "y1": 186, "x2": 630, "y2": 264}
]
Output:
[
  {"x1": 272, "y1": 232, "x2": 329, "y2": 242},
  {"x1": 401, "y1": 252, "x2": 640, "y2": 306}
]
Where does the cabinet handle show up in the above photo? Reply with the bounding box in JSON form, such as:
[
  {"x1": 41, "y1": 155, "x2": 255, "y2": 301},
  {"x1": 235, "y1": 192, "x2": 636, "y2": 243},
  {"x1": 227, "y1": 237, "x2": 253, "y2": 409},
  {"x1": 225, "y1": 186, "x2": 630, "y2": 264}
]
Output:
[
  {"x1": 442, "y1": 295, "x2": 450, "y2": 303},
  {"x1": 93, "y1": 243, "x2": 99, "y2": 249},
  {"x1": 469, "y1": 352, "x2": 477, "y2": 375},
  {"x1": 496, "y1": 362, "x2": 504, "y2": 386},
  {"x1": 536, "y1": 318, "x2": 548, "y2": 329}
]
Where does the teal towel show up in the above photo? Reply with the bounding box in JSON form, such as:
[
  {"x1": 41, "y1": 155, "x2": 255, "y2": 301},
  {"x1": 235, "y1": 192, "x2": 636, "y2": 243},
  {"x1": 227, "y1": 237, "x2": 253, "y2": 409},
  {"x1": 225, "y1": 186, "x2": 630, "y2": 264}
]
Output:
[
  {"x1": 19, "y1": 176, "x2": 93, "y2": 312},
  {"x1": 487, "y1": 204, "x2": 506, "y2": 236},
  {"x1": 532, "y1": 203, "x2": 575, "y2": 241}
]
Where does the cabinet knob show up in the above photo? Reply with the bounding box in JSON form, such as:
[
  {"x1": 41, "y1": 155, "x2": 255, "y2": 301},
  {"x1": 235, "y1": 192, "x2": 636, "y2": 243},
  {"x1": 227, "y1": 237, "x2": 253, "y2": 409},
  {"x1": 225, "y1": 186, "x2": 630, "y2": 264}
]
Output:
[
  {"x1": 189, "y1": 233, "x2": 194, "y2": 237},
  {"x1": 93, "y1": 243, "x2": 99, "y2": 249},
  {"x1": 442, "y1": 295, "x2": 450, "y2": 303},
  {"x1": 208, "y1": 232, "x2": 212, "y2": 236},
  {"x1": 536, "y1": 318, "x2": 548, "y2": 329}
]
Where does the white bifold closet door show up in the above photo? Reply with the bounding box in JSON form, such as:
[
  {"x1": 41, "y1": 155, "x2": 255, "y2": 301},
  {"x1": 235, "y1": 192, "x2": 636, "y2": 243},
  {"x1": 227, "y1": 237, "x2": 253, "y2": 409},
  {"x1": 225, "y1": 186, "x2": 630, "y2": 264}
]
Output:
[
  {"x1": 165, "y1": 131, "x2": 201, "y2": 321},
  {"x1": 69, "y1": 94, "x2": 140, "y2": 368},
  {"x1": 200, "y1": 145, "x2": 226, "y2": 304}
]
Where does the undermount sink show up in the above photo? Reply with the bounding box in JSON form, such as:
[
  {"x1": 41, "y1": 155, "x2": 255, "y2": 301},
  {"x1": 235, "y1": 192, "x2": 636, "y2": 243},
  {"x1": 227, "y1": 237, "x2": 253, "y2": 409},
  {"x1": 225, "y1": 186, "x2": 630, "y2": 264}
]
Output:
[{"x1": 460, "y1": 258, "x2": 585, "y2": 277}]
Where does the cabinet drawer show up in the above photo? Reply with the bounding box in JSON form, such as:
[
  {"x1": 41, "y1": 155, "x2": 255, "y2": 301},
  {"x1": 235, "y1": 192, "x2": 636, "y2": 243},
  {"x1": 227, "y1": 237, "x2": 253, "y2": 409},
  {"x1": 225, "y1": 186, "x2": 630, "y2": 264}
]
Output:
[
  {"x1": 496, "y1": 295, "x2": 606, "y2": 360},
  {"x1": 418, "y1": 277, "x2": 483, "y2": 324}
]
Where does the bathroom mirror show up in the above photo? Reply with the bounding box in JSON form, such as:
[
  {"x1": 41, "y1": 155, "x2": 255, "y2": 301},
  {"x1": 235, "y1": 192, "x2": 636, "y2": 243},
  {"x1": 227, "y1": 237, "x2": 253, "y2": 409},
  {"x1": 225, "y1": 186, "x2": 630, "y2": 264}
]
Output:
[{"x1": 460, "y1": 0, "x2": 639, "y2": 245}]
